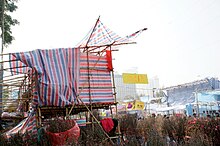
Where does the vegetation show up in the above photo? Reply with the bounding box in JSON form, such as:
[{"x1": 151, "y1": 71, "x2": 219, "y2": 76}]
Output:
[
  {"x1": 0, "y1": 115, "x2": 220, "y2": 145},
  {"x1": 0, "y1": 0, "x2": 19, "y2": 46}
]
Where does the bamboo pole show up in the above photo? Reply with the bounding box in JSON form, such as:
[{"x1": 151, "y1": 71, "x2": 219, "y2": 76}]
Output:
[
  {"x1": 68, "y1": 102, "x2": 75, "y2": 115},
  {"x1": 75, "y1": 96, "x2": 114, "y2": 145},
  {"x1": 0, "y1": 53, "x2": 10, "y2": 56},
  {"x1": 2, "y1": 73, "x2": 25, "y2": 79},
  {"x1": 0, "y1": 83, "x2": 27, "y2": 87},
  {"x1": 110, "y1": 46, "x2": 123, "y2": 143},
  {"x1": 1, "y1": 98, "x2": 29, "y2": 101},
  {"x1": 36, "y1": 107, "x2": 39, "y2": 127},
  {"x1": 82, "y1": 17, "x2": 101, "y2": 130},
  {"x1": 78, "y1": 41, "x2": 136, "y2": 50},
  {"x1": 38, "y1": 107, "x2": 42, "y2": 126},
  {"x1": 1, "y1": 75, "x2": 26, "y2": 82},
  {"x1": 83, "y1": 16, "x2": 101, "y2": 53},
  {"x1": 3, "y1": 79, "x2": 24, "y2": 84},
  {"x1": 0, "y1": 59, "x2": 18, "y2": 64},
  {"x1": 0, "y1": 65, "x2": 27, "y2": 72}
]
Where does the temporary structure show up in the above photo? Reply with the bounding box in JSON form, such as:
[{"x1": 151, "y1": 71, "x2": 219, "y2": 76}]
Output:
[{"x1": 1, "y1": 17, "x2": 147, "y2": 142}]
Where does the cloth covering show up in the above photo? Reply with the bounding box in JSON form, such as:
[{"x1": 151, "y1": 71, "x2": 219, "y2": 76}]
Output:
[
  {"x1": 4, "y1": 112, "x2": 37, "y2": 139},
  {"x1": 100, "y1": 118, "x2": 114, "y2": 133},
  {"x1": 46, "y1": 122, "x2": 80, "y2": 146},
  {"x1": 79, "y1": 53, "x2": 114, "y2": 104},
  {"x1": 10, "y1": 48, "x2": 80, "y2": 107}
]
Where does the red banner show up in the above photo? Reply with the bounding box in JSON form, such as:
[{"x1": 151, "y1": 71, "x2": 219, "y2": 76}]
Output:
[{"x1": 106, "y1": 50, "x2": 113, "y2": 71}]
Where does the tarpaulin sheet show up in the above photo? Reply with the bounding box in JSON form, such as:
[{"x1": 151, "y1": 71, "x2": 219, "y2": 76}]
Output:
[
  {"x1": 4, "y1": 112, "x2": 37, "y2": 139},
  {"x1": 9, "y1": 48, "x2": 114, "y2": 106},
  {"x1": 77, "y1": 19, "x2": 146, "y2": 48},
  {"x1": 9, "y1": 48, "x2": 80, "y2": 107},
  {"x1": 9, "y1": 54, "x2": 30, "y2": 75},
  {"x1": 79, "y1": 53, "x2": 114, "y2": 104}
]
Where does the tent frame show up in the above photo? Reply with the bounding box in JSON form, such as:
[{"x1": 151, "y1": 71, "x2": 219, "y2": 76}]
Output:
[{"x1": 1, "y1": 16, "x2": 144, "y2": 144}]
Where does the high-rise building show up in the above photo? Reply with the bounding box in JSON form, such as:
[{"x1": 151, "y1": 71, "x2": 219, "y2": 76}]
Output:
[
  {"x1": 113, "y1": 73, "x2": 160, "y2": 102},
  {"x1": 136, "y1": 76, "x2": 160, "y2": 98},
  {"x1": 114, "y1": 74, "x2": 137, "y2": 102}
]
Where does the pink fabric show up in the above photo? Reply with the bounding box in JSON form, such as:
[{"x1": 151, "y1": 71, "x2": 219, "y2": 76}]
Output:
[
  {"x1": 46, "y1": 122, "x2": 80, "y2": 146},
  {"x1": 100, "y1": 118, "x2": 114, "y2": 133}
]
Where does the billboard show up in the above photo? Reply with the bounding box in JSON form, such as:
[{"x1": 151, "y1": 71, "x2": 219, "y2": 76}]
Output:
[
  {"x1": 126, "y1": 100, "x2": 145, "y2": 110},
  {"x1": 122, "y1": 73, "x2": 148, "y2": 84},
  {"x1": 134, "y1": 100, "x2": 145, "y2": 110}
]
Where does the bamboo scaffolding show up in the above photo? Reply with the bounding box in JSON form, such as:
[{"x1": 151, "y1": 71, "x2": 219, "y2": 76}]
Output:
[
  {"x1": 0, "y1": 65, "x2": 28, "y2": 72},
  {"x1": 74, "y1": 96, "x2": 114, "y2": 145},
  {"x1": 2, "y1": 84, "x2": 20, "y2": 89},
  {"x1": 1, "y1": 75, "x2": 26, "y2": 82},
  {"x1": 4, "y1": 70, "x2": 27, "y2": 75},
  {"x1": 79, "y1": 37, "x2": 136, "y2": 51},
  {"x1": 1, "y1": 98, "x2": 29, "y2": 101},
  {"x1": 0, "y1": 16, "x2": 139, "y2": 145},
  {"x1": 3, "y1": 80, "x2": 24, "y2": 85},
  {"x1": 0, "y1": 82, "x2": 30, "y2": 86},
  {"x1": 2, "y1": 73, "x2": 26, "y2": 79},
  {"x1": 0, "y1": 83, "x2": 25, "y2": 87},
  {"x1": 89, "y1": 49, "x2": 119, "y2": 54},
  {"x1": 0, "y1": 59, "x2": 19, "y2": 64},
  {"x1": 83, "y1": 16, "x2": 101, "y2": 53},
  {"x1": 0, "y1": 53, "x2": 10, "y2": 56}
]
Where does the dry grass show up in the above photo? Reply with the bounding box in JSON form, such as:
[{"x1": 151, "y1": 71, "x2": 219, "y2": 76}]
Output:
[{"x1": 1, "y1": 115, "x2": 220, "y2": 146}]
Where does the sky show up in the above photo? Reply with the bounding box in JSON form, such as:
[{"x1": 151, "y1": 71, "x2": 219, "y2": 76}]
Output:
[{"x1": 6, "y1": 0, "x2": 220, "y2": 87}]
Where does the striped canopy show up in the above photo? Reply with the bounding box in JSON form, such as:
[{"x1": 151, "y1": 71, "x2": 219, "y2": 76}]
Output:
[
  {"x1": 10, "y1": 48, "x2": 80, "y2": 107},
  {"x1": 9, "y1": 48, "x2": 114, "y2": 107},
  {"x1": 77, "y1": 18, "x2": 147, "y2": 51}
]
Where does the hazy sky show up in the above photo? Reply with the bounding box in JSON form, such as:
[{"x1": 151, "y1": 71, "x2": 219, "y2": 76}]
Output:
[{"x1": 6, "y1": 0, "x2": 220, "y2": 87}]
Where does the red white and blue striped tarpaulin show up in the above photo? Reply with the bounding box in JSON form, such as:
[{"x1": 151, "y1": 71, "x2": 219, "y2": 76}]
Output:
[
  {"x1": 77, "y1": 18, "x2": 147, "y2": 48},
  {"x1": 9, "y1": 53, "x2": 30, "y2": 75},
  {"x1": 79, "y1": 52, "x2": 114, "y2": 104},
  {"x1": 9, "y1": 48, "x2": 80, "y2": 107},
  {"x1": 9, "y1": 48, "x2": 114, "y2": 106},
  {"x1": 4, "y1": 112, "x2": 37, "y2": 139}
]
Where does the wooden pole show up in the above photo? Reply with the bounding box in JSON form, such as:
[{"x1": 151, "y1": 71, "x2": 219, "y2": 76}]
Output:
[
  {"x1": 83, "y1": 16, "x2": 100, "y2": 52},
  {"x1": 82, "y1": 17, "x2": 101, "y2": 130},
  {"x1": 78, "y1": 41, "x2": 136, "y2": 50},
  {"x1": 75, "y1": 96, "x2": 114, "y2": 145}
]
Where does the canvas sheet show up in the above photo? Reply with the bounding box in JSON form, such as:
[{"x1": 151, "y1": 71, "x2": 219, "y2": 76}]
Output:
[
  {"x1": 79, "y1": 53, "x2": 114, "y2": 104},
  {"x1": 5, "y1": 112, "x2": 37, "y2": 138},
  {"x1": 9, "y1": 48, "x2": 80, "y2": 107}
]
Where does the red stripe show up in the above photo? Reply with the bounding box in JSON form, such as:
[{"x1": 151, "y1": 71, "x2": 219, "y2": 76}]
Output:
[
  {"x1": 80, "y1": 76, "x2": 111, "y2": 80},
  {"x1": 79, "y1": 83, "x2": 112, "y2": 87},
  {"x1": 40, "y1": 50, "x2": 50, "y2": 105},
  {"x1": 74, "y1": 48, "x2": 79, "y2": 97},
  {"x1": 56, "y1": 49, "x2": 65, "y2": 106},
  {"x1": 80, "y1": 54, "x2": 107, "y2": 60},
  {"x1": 50, "y1": 50, "x2": 57, "y2": 105}
]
